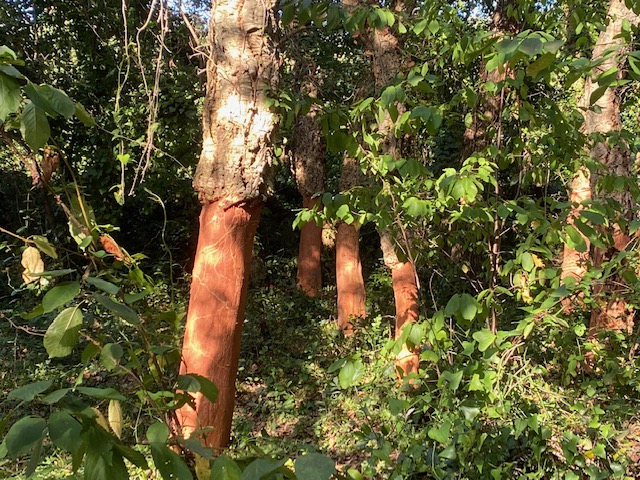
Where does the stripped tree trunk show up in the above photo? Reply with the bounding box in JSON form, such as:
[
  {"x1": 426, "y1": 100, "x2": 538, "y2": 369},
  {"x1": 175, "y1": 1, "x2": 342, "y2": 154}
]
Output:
[
  {"x1": 292, "y1": 79, "x2": 326, "y2": 297},
  {"x1": 583, "y1": 0, "x2": 638, "y2": 333},
  {"x1": 369, "y1": 3, "x2": 420, "y2": 376},
  {"x1": 178, "y1": 0, "x2": 278, "y2": 450},
  {"x1": 336, "y1": 155, "x2": 367, "y2": 334},
  {"x1": 334, "y1": 0, "x2": 368, "y2": 334}
]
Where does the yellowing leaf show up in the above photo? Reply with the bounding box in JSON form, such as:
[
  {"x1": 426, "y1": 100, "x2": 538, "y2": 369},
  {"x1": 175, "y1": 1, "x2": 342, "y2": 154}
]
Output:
[
  {"x1": 21, "y1": 246, "x2": 44, "y2": 284},
  {"x1": 108, "y1": 400, "x2": 123, "y2": 439}
]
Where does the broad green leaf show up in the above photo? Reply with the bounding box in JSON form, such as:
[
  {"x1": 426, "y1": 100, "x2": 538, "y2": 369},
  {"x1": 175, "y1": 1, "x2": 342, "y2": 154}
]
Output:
[
  {"x1": 5, "y1": 416, "x2": 46, "y2": 457},
  {"x1": 295, "y1": 453, "x2": 336, "y2": 480},
  {"x1": 445, "y1": 294, "x2": 461, "y2": 316},
  {"x1": 519, "y1": 37, "x2": 543, "y2": 57},
  {"x1": 338, "y1": 358, "x2": 364, "y2": 389},
  {"x1": 93, "y1": 293, "x2": 140, "y2": 325},
  {"x1": 31, "y1": 235, "x2": 58, "y2": 259},
  {"x1": 100, "y1": 343, "x2": 124, "y2": 371},
  {"x1": 565, "y1": 225, "x2": 587, "y2": 252},
  {"x1": 74, "y1": 103, "x2": 95, "y2": 127},
  {"x1": 240, "y1": 459, "x2": 287, "y2": 480},
  {"x1": 42, "y1": 388, "x2": 70, "y2": 404},
  {"x1": 147, "y1": 421, "x2": 169, "y2": 444},
  {"x1": 521, "y1": 252, "x2": 534, "y2": 272},
  {"x1": 0, "y1": 72, "x2": 20, "y2": 121},
  {"x1": 44, "y1": 306, "x2": 83, "y2": 358},
  {"x1": 211, "y1": 455, "x2": 241, "y2": 480},
  {"x1": 151, "y1": 444, "x2": 194, "y2": 480},
  {"x1": 48, "y1": 411, "x2": 82, "y2": 452},
  {"x1": 20, "y1": 101, "x2": 50, "y2": 150},
  {"x1": 428, "y1": 421, "x2": 451, "y2": 444},
  {"x1": 25, "y1": 82, "x2": 74, "y2": 118},
  {"x1": 7, "y1": 380, "x2": 53, "y2": 402},
  {"x1": 472, "y1": 329, "x2": 496, "y2": 352},
  {"x1": 177, "y1": 374, "x2": 219, "y2": 404},
  {"x1": 42, "y1": 281, "x2": 80, "y2": 313},
  {"x1": 459, "y1": 294, "x2": 478, "y2": 321},
  {"x1": 0, "y1": 64, "x2": 23, "y2": 78},
  {"x1": 84, "y1": 443, "x2": 128, "y2": 480},
  {"x1": 526, "y1": 52, "x2": 556, "y2": 77},
  {"x1": 442, "y1": 370, "x2": 463, "y2": 391},
  {"x1": 85, "y1": 276, "x2": 120, "y2": 295},
  {"x1": 75, "y1": 387, "x2": 126, "y2": 401},
  {"x1": 468, "y1": 373, "x2": 484, "y2": 391}
]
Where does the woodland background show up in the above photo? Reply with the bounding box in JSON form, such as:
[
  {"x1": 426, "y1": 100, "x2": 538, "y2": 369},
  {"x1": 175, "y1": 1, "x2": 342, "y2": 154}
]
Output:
[{"x1": 1, "y1": 0, "x2": 640, "y2": 478}]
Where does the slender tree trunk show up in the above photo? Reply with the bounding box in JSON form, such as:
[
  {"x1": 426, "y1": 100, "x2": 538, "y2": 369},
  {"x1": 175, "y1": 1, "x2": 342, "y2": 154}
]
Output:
[
  {"x1": 297, "y1": 195, "x2": 323, "y2": 296},
  {"x1": 178, "y1": 0, "x2": 278, "y2": 449},
  {"x1": 561, "y1": 0, "x2": 637, "y2": 333},
  {"x1": 336, "y1": 157, "x2": 367, "y2": 334},
  {"x1": 380, "y1": 231, "x2": 419, "y2": 376},
  {"x1": 292, "y1": 81, "x2": 325, "y2": 297},
  {"x1": 368, "y1": 4, "x2": 420, "y2": 375}
]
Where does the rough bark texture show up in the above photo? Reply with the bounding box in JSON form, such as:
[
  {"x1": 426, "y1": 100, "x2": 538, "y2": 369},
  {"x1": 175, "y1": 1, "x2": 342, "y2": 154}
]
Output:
[
  {"x1": 561, "y1": 0, "x2": 637, "y2": 332},
  {"x1": 292, "y1": 80, "x2": 325, "y2": 296},
  {"x1": 297, "y1": 196, "x2": 323, "y2": 296},
  {"x1": 192, "y1": 0, "x2": 278, "y2": 206},
  {"x1": 178, "y1": 201, "x2": 261, "y2": 448},
  {"x1": 180, "y1": 0, "x2": 278, "y2": 449}
]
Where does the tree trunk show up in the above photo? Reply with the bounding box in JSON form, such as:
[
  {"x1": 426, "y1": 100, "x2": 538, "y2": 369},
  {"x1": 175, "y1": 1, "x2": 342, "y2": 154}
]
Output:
[
  {"x1": 380, "y1": 231, "x2": 419, "y2": 376},
  {"x1": 368, "y1": 1, "x2": 420, "y2": 375},
  {"x1": 178, "y1": 201, "x2": 261, "y2": 448},
  {"x1": 336, "y1": 220, "x2": 366, "y2": 334},
  {"x1": 179, "y1": 0, "x2": 278, "y2": 450},
  {"x1": 292, "y1": 81, "x2": 325, "y2": 297},
  {"x1": 297, "y1": 195, "x2": 323, "y2": 296},
  {"x1": 561, "y1": 0, "x2": 637, "y2": 332}
]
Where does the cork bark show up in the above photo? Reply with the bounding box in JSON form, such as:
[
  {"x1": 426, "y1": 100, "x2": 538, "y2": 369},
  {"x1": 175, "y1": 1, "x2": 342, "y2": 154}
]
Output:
[
  {"x1": 179, "y1": 0, "x2": 278, "y2": 449},
  {"x1": 585, "y1": 0, "x2": 638, "y2": 333}
]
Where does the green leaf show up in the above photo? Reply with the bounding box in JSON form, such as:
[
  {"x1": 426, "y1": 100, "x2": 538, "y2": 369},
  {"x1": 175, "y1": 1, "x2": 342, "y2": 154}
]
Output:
[
  {"x1": 445, "y1": 294, "x2": 461, "y2": 316},
  {"x1": 472, "y1": 329, "x2": 496, "y2": 352},
  {"x1": 44, "y1": 306, "x2": 83, "y2": 358},
  {"x1": 526, "y1": 52, "x2": 555, "y2": 77},
  {"x1": 147, "y1": 422, "x2": 169, "y2": 444},
  {"x1": 0, "y1": 64, "x2": 23, "y2": 79},
  {"x1": 74, "y1": 103, "x2": 95, "y2": 127},
  {"x1": 442, "y1": 370, "x2": 463, "y2": 391},
  {"x1": 0, "y1": 72, "x2": 21, "y2": 122},
  {"x1": 48, "y1": 411, "x2": 82, "y2": 452},
  {"x1": 459, "y1": 293, "x2": 478, "y2": 321},
  {"x1": 521, "y1": 252, "x2": 534, "y2": 272},
  {"x1": 428, "y1": 421, "x2": 451, "y2": 444},
  {"x1": 240, "y1": 459, "x2": 287, "y2": 480},
  {"x1": 519, "y1": 37, "x2": 543, "y2": 57},
  {"x1": 338, "y1": 358, "x2": 364, "y2": 389},
  {"x1": 25, "y1": 82, "x2": 75, "y2": 118},
  {"x1": 5, "y1": 416, "x2": 46, "y2": 457},
  {"x1": 42, "y1": 281, "x2": 81, "y2": 313},
  {"x1": 75, "y1": 386, "x2": 126, "y2": 401},
  {"x1": 20, "y1": 101, "x2": 50, "y2": 150},
  {"x1": 295, "y1": 453, "x2": 336, "y2": 480},
  {"x1": 100, "y1": 343, "x2": 124, "y2": 371},
  {"x1": 565, "y1": 225, "x2": 587, "y2": 252},
  {"x1": 177, "y1": 374, "x2": 219, "y2": 404},
  {"x1": 93, "y1": 293, "x2": 140, "y2": 325},
  {"x1": 211, "y1": 455, "x2": 242, "y2": 480},
  {"x1": 85, "y1": 277, "x2": 120, "y2": 295},
  {"x1": 31, "y1": 235, "x2": 58, "y2": 259},
  {"x1": 7, "y1": 380, "x2": 53, "y2": 402},
  {"x1": 402, "y1": 197, "x2": 428, "y2": 217},
  {"x1": 42, "y1": 388, "x2": 70, "y2": 405},
  {"x1": 151, "y1": 444, "x2": 194, "y2": 480}
]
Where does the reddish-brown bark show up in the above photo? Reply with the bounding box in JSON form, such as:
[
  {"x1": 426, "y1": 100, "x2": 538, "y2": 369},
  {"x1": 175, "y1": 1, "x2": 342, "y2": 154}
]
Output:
[
  {"x1": 178, "y1": 201, "x2": 261, "y2": 449},
  {"x1": 336, "y1": 221, "x2": 366, "y2": 334},
  {"x1": 297, "y1": 195, "x2": 323, "y2": 296},
  {"x1": 390, "y1": 261, "x2": 420, "y2": 377}
]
